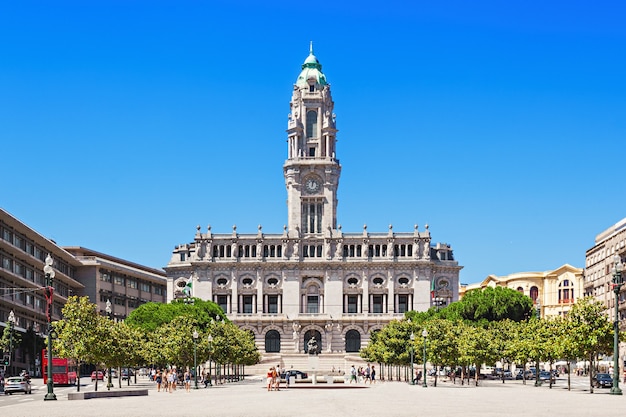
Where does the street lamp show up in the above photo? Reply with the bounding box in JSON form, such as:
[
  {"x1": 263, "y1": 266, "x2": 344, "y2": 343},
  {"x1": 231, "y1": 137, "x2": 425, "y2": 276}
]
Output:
[
  {"x1": 193, "y1": 329, "x2": 199, "y2": 389},
  {"x1": 421, "y1": 329, "x2": 428, "y2": 388},
  {"x1": 8, "y1": 310, "x2": 15, "y2": 376},
  {"x1": 43, "y1": 254, "x2": 57, "y2": 401},
  {"x1": 207, "y1": 334, "x2": 213, "y2": 387},
  {"x1": 535, "y1": 300, "x2": 541, "y2": 387},
  {"x1": 611, "y1": 255, "x2": 623, "y2": 395},
  {"x1": 105, "y1": 299, "x2": 113, "y2": 391},
  {"x1": 409, "y1": 332, "x2": 415, "y2": 385}
]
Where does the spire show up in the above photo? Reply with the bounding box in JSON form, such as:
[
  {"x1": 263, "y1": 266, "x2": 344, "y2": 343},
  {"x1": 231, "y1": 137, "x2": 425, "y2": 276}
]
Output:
[{"x1": 310, "y1": 41, "x2": 314, "y2": 55}]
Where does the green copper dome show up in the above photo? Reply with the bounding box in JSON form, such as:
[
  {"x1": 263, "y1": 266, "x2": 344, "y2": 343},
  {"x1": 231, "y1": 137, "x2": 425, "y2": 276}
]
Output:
[{"x1": 295, "y1": 42, "x2": 328, "y2": 87}]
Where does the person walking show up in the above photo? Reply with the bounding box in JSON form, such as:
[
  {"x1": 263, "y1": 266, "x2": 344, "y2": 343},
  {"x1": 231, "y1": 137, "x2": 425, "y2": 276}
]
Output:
[{"x1": 350, "y1": 365, "x2": 357, "y2": 383}]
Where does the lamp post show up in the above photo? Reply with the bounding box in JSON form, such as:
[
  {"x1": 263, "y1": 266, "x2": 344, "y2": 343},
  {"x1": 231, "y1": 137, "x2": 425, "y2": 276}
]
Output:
[
  {"x1": 7, "y1": 310, "x2": 16, "y2": 376},
  {"x1": 534, "y1": 300, "x2": 541, "y2": 387},
  {"x1": 8, "y1": 310, "x2": 15, "y2": 376},
  {"x1": 421, "y1": 329, "x2": 428, "y2": 388},
  {"x1": 193, "y1": 329, "x2": 199, "y2": 389},
  {"x1": 105, "y1": 299, "x2": 113, "y2": 391},
  {"x1": 32, "y1": 323, "x2": 40, "y2": 377},
  {"x1": 611, "y1": 255, "x2": 623, "y2": 395},
  {"x1": 409, "y1": 332, "x2": 415, "y2": 385},
  {"x1": 207, "y1": 334, "x2": 213, "y2": 387},
  {"x1": 43, "y1": 254, "x2": 57, "y2": 401}
]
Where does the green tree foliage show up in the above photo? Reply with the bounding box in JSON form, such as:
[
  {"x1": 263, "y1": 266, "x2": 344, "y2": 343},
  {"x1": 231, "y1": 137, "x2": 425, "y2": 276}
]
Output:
[
  {"x1": 567, "y1": 297, "x2": 613, "y2": 393},
  {"x1": 53, "y1": 296, "x2": 102, "y2": 391},
  {"x1": 456, "y1": 286, "x2": 534, "y2": 323},
  {"x1": 125, "y1": 298, "x2": 225, "y2": 333}
]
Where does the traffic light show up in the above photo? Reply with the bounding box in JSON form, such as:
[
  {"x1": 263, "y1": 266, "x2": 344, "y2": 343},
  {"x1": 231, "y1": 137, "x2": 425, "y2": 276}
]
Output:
[{"x1": 2, "y1": 354, "x2": 9, "y2": 366}]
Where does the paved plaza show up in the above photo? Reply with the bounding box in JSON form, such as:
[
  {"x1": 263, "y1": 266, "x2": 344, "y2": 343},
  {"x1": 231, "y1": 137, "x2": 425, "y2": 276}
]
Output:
[{"x1": 1, "y1": 376, "x2": 624, "y2": 417}]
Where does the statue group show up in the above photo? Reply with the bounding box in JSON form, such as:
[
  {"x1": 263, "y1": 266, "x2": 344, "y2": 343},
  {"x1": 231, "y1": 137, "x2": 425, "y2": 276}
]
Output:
[{"x1": 307, "y1": 336, "x2": 318, "y2": 355}]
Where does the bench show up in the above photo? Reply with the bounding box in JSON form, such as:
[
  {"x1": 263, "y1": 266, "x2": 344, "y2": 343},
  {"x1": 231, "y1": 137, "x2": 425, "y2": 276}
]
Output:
[{"x1": 68, "y1": 389, "x2": 148, "y2": 400}]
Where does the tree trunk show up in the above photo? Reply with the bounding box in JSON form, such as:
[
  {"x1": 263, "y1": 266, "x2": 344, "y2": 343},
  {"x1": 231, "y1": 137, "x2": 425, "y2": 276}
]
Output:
[{"x1": 589, "y1": 352, "x2": 594, "y2": 394}]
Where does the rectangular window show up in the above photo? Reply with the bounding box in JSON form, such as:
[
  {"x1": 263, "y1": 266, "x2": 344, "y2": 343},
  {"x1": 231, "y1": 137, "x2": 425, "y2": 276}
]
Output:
[
  {"x1": 114, "y1": 275, "x2": 124, "y2": 286},
  {"x1": 309, "y1": 147, "x2": 315, "y2": 157},
  {"x1": 397, "y1": 295, "x2": 408, "y2": 313},
  {"x1": 347, "y1": 295, "x2": 358, "y2": 313},
  {"x1": 307, "y1": 296, "x2": 319, "y2": 314},
  {"x1": 268, "y1": 295, "x2": 278, "y2": 314},
  {"x1": 372, "y1": 295, "x2": 384, "y2": 314},
  {"x1": 101, "y1": 272, "x2": 111, "y2": 282},
  {"x1": 127, "y1": 279, "x2": 137, "y2": 289},
  {"x1": 242, "y1": 295, "x2": 253, "y2": 314},
  {"x1": 154, "y1": 286, "x2": 164, "y2": 295},
  {"x1": 217, "y1": 295, "x2": 228, "y2": 313},
  {"x1": 140, "y1": 282, "x2": 151, "y2": 292}
]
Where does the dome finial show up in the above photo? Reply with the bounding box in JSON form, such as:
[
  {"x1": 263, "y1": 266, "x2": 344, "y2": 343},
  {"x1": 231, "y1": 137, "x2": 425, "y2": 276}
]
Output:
[{"x1": 310, "y1": 41, "x2": 314, "y2": 55}]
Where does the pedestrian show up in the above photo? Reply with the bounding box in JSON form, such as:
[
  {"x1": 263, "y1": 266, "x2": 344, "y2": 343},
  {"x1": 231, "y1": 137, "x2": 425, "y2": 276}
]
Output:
[
  {"x1": 272, "y1": 366, "x2": 280, "y2": 391},
  {"x1": 156, "y1": 371, "x2": 162, "y2": 392},
  {"x1": 267, "y1": 367, "x2": 273, "y2": 391},
  {"x1": 284, "y1": 370, "x2": 290, "y2": 388},
  {"x1": 370, "y1": 366, "x2": 376, "y2": 384},
  {"x1": 350, "y1": 365, "x2": 357, "y2": 383},
  {"x1": 167, "y1": 370, "x2": 174, "y2": 393},
  {"x1": 184, "y1": 369, "x2": 191, "y2": 392},
  {"x1": 364, "y1": 365, "x2": 371, "y2": 383}
]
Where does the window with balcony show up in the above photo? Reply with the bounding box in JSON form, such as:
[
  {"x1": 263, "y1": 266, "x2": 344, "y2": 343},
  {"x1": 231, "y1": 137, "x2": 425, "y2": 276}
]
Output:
[{"x1": 307, "y1": 295, "x2": 319, "y2": 313}]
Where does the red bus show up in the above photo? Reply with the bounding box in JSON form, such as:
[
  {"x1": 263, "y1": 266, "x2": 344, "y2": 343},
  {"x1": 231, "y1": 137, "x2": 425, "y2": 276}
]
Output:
[{"x1": 41, "y1": 350, "x2": 77, "y2": 385}]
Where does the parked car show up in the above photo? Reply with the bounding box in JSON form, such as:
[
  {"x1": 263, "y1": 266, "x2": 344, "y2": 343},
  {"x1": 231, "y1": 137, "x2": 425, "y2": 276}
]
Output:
[
  {"x1": 4, "y1": 376, "x2": 32, "y2": 394},
  {"x1": 121, "y1": 368, "x2": 134, "y2": 380},
  {"x1": 516, "y1": 370, "x2": 535, "y2": 380},
  {"x1": 280, "y1": 370, "x2": 308, "y2": 380},
  {"x1": 91, "y1": 371, "x2": 104, "y2": 381},
  {"x1": 594, "y1": 373, "x2": 613, "y2": 388},
  {"x1": 539, "y1": 371, "x2": 553, "y2": 382}
]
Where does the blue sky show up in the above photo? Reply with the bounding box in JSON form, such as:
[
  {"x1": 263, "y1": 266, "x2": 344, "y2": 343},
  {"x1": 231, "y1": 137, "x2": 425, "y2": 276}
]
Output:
[{"x1": 1, "y1": 1, "x2": 624, "y2": 284}]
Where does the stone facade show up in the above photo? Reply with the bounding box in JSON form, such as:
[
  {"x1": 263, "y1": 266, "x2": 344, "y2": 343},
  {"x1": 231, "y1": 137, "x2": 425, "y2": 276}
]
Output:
[
  {"x1": 584, "y1": 217, "x2": 626, "y2": 321},
  {"x1": 460, "y1": 264, "x2": 583, "y2": 318},
  {"x1": 164, "y1": 45, "x2": 462, "y2": 362}
]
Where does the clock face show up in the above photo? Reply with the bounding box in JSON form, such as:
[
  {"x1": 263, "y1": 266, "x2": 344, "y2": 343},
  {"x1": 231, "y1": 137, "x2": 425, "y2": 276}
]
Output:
[{"x1": 305, "y1": 178, "x2": 320, "y2": 193}]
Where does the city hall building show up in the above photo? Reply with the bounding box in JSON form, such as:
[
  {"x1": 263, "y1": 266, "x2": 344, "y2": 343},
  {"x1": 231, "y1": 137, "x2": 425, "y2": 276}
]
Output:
[{"x1": 165, "y1": 46, "x2": 462, "y2": 367}]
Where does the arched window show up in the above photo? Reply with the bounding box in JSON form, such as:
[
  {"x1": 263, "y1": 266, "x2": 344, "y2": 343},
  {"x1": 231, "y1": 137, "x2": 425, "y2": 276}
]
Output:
[
  {"x1": 516, "y1": 287, "x2": 524, "y2": 293},
  {"x1": 345, "y1": 329, "x2": 361, "y2": 353},
  {"x1": 265, "y1": 330, "x2": 281, "y2": 353},
  {"x1": 530, "y1": 286, "x2": 539, "y2": 303},
  {"x1": 306, "y1": 110, "x2": 317, "y2": 138}
]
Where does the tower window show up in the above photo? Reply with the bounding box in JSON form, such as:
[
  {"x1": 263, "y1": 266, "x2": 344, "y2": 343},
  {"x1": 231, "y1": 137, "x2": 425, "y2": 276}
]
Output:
[
  {"x1": 302, "y1": 201, "x2": 323, "y2": 233},
  {"x1": 306, "y1": 110, "x2": 317, "y2": 138},
  {"x1": 309, "y1": 147, "x2": 315, "y2": 157},
  {"x1": 309, "y1": 84, "x2": 315, "y2": 92}
]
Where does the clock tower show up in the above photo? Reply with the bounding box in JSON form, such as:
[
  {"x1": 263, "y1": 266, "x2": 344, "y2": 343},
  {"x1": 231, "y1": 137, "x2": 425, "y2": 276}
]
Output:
[{"x1": 284, "y1": 43, "x2": 340, "y2": 236}]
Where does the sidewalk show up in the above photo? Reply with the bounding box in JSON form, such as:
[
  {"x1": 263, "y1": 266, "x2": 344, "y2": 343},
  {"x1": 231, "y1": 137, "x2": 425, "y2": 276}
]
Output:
[{"x1": 3, "y1": 375, "x2": 624, "y2": 417}]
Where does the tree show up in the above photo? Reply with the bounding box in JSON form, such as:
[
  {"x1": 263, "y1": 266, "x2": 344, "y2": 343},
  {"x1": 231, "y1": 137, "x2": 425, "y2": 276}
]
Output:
[
  {"x1": 125, "y1": 298, "x2": 225, "y2": 333},
  {"x1": 567, "y1": 297, "x2": 613, "y2": 393},
  {"x1": 53, "y1": 296, "x2": 101, "y2": 391},
  {"x1": 456, "y1": 286, "x2": 534, "y2": 323}
]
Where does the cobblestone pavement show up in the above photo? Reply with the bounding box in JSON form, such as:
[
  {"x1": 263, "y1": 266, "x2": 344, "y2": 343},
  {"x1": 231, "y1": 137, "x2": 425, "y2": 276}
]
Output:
[{"x1": 1, "y1": 375, "x2": 623, "y2": 417}]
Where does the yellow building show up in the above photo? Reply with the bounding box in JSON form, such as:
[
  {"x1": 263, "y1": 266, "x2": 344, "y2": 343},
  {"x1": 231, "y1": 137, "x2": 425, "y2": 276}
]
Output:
[{"x1": 460, "y1": 264, "x2": 583, "y2": 318}]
